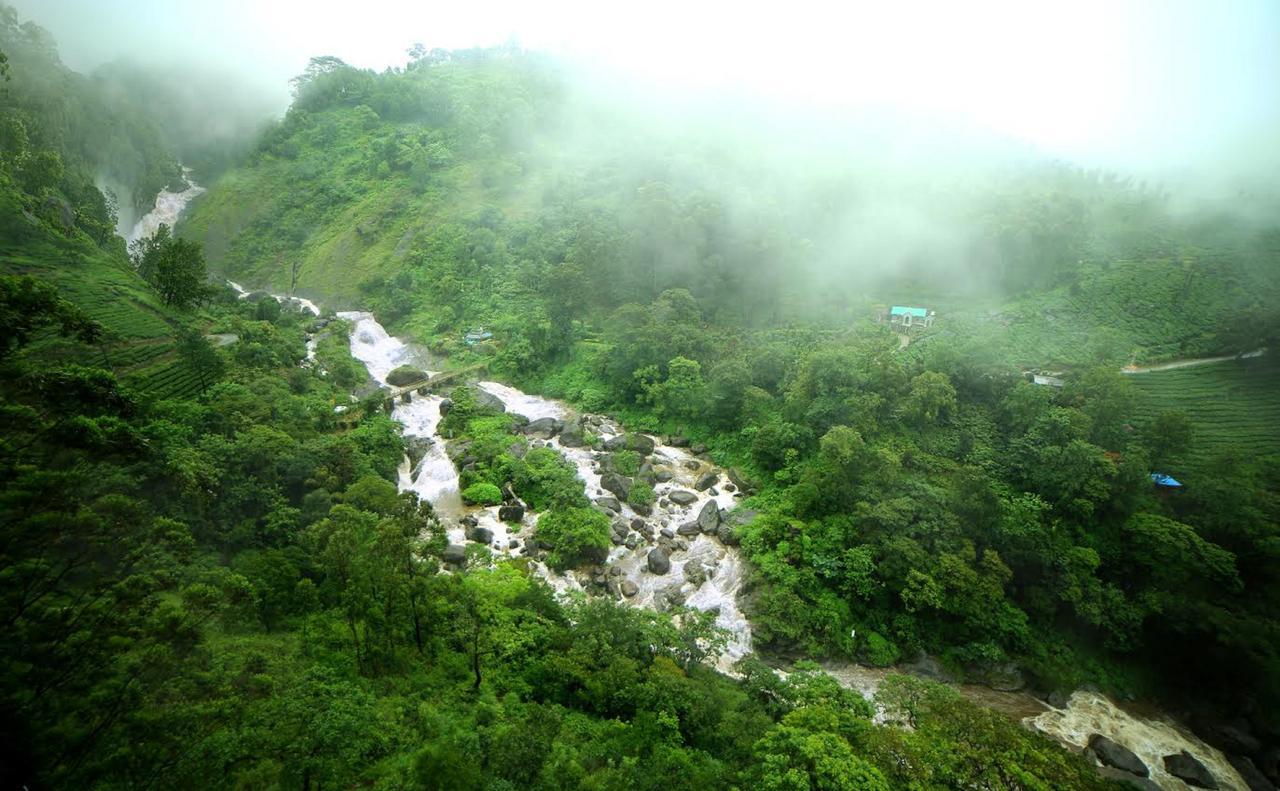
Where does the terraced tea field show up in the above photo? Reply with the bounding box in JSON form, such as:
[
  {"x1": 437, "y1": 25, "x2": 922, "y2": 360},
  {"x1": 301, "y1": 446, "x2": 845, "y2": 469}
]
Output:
[{"x1": 1128, "y1": 356, "x2": 1280, "y2": 476}]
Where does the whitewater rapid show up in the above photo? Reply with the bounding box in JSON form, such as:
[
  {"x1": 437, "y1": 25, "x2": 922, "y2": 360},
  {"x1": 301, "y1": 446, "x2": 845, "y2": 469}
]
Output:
[{"x1": 336, "y1": 309, "x2": 1248, "y2": 791}]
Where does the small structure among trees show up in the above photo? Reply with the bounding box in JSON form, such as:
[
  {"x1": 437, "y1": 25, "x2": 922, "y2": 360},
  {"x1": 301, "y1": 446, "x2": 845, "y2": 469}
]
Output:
[{"x1": 881, "y1": 305, "x2": 936, "y2": 329}]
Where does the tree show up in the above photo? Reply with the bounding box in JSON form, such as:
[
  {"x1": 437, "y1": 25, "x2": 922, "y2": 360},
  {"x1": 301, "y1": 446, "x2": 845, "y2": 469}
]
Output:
[
  {"x1": 131, "y1": 224, "x2": 209, "y2": 308},
  {"x1": 535, "y1": 508, "x2": 610, "y2": 570},
  {"x1": 1144, "y1": 410, "x2": 1193, "y2": 466},
  {"x1": 176, "y1": 327, "x2": 224, "y2": 392},
  {"x1": 0, "y1": 275, "x2": 101, "y2": 360},
  {"x1": 902, "y1": 371, "x2": 956, "y2": 425}
]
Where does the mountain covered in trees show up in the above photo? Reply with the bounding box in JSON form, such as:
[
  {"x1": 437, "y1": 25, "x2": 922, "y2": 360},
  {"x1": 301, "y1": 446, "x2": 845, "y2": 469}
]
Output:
[{"x1": 2, "y1": 6, "x2": 1279, "y2": 789}]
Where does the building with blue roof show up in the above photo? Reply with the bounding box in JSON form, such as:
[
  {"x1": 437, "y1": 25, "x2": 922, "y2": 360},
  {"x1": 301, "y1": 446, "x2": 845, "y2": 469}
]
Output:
[
  {"x1": 1150, "y1": 473, "x2": 1182, "y2": 488},
  {"x1": 886, "y1": 306, "x2": 935, "y2": 329}
]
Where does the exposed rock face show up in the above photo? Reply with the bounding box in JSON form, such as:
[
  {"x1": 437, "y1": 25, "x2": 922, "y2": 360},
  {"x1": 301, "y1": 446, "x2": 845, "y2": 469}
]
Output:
[
  {"x1": 694, "y1": 471, "x2": 718, "y2": 491},
  {"x1": 442, "y1": 544, "x2": 467, "y2": 565},
  {"x1": 1163, "y1": 751, "x2": 1218, "y2": 789},
  {"x1": 697, "y1": 500, "x2": 721, "y2": 533},
  {"x1": 600, "y1": 473, "x2": 632, "y2": 500},
  {"x1": 525, "y1": 417, "x2": 563, "y2": 438},
  {"x1": 387, "y1": 365, "x2": 429, "y2": 386},
  {"x1": 647, "y1": 548, "x2": 670, "y2": 574},
  {"x1": 668, "y1": 490, "x2": 698, "y2": 506},
  {"x1": 1088, "y1": 735, "x2": 1149, "y2": 777},
  {"x1": 498, "y1": 505, "x2": 525, "y2": 522}
]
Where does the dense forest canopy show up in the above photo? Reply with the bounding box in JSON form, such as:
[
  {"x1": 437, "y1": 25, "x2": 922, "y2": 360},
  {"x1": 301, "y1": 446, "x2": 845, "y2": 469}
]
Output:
[{"x1": 2, "y1": 1, "x2": 1279, "y2": 788}]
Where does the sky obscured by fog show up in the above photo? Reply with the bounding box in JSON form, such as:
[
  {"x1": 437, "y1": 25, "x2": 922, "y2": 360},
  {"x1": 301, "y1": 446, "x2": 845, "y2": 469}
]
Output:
[{"x1": 15, "y1": 0, "x2": 1280, "y2": 189}]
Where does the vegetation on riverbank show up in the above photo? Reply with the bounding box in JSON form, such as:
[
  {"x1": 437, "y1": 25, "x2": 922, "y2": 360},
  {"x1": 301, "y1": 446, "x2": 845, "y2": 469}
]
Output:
[{"x1": 181, "y1": 47, "x2": 1280, "y2": 750}]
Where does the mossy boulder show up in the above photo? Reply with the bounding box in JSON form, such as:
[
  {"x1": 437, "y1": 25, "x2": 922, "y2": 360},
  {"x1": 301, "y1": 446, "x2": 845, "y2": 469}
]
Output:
[{"x1": 387, "y1": 365, "x2": 429, "y2": 386}]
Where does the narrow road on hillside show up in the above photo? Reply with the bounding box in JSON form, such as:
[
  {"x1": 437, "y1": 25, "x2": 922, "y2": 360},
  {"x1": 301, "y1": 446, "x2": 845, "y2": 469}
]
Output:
[{"x1": 1120, "y1": 349, "x2": 1265, "y2": 375}]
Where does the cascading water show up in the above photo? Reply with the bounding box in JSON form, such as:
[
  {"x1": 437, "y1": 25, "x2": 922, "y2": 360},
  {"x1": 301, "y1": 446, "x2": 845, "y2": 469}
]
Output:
[
  {"x1": 127, "y1": 168, "x2": 206, "y2": 244},
  {"x1": 335, "y1": 310, "x2": 1247, "y2": 790}
]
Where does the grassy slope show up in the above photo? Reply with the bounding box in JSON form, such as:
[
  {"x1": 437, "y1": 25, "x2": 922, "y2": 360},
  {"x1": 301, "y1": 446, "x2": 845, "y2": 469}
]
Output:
[
  {"x1": 0, "y1": 204, "x2": 208, "y2": 400},
  {"x1": 1129, "y1": 355, "x2": 1280, "y2": 477}
]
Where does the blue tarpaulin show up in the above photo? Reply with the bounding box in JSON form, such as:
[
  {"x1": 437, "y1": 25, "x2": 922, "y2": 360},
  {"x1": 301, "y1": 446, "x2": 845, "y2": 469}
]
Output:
[{"x1": 1150, "y1": 473, "x2": 1182, "y2": 487}]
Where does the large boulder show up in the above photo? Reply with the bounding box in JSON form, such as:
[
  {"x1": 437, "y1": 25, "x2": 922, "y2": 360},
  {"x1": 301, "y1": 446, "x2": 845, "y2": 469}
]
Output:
[
  {"x1": 620, "y1": 579, "x2": 639, "y2": 597},
  {"x1": 600, "y1": 473, "x2": 632, "y2": 501},
  {"x1": 625, "y1": 434, "x2": 656, "y2": 455},
  {"x1": 667, "y1": 435, "x2": 690, "y2": 447},
  {"x1": 442, "y1": 544, "x2": 467, "y2": 565},
  {"x1": 405, "y1": 436, "x2": 435, "y2": 468},
  {"x1": 473, "y1": 388, "x2": 506, "y2": 413},
  {"x1": 654, "y1": 468, "x2": 674, "y2": 483},
  {"x1": 647, "y1": 548, "x2": 671, "y2": 574},
  {"x1": 715, "y1": 523, "x2": 740, "y2": 545},
  {"x1": 668, "y1": 490, "x2": 698, "y2": 506},
  {"x1": 387, "y1": 365, "x2": 429, "y2": 386},
  {"x1": 560, "y1": 418, "x2": 586, "y2": 447},
  {"x1": 595, "y1": 497, "x2": 622, "y2": 513},
  {"x1": 727, "y1": 467, "x2": 758, "y2": 494},
  {"x1": 466, "y1": 526, "x2": 494, "y2": 545},
  {"x1": 602, "y1": 435, "x2": 627, "y2": 451},
  {"x1": 498, "y1": 505, "x2": 525, "y2": 523},
  {"x1": 1163, "y1": 751, "x2": 1217, "y2": 789},
  {"x1": 1088, "y1": 735, "x2": 1149, "y2": 777},
  {"x1": 525, "y1": 417, "x2": 563, "y2": 438},
  {"x1": 684, "y1": 562, "x2": 707, "y2": 586},
  {"x1": 697, "y1": 500, "x2": 721, "y2": 533},
  {"x1": 439, "y1": 398, "x2": 453, "y2": 416},
  {"x1": 694, "y1": 471, "x2": 719, "y2": 491},
  {"x1": 677, "y1": 522, "x2": 702, "y2": 537}
]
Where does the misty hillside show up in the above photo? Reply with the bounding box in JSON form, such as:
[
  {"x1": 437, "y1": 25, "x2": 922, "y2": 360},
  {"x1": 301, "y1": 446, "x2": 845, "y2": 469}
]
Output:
[
  {"x1": 3, "y1": 4, "x2": 1280, "y2": 790},
  {"x1": 182, "y1": 51, "x2": 1279, "y2": 367}
]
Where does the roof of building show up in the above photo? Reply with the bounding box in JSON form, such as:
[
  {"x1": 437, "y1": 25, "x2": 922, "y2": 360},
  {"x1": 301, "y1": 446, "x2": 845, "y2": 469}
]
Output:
[
  {"x1": 1032, "y1": 374, "x2": 1065, "y2": 387},
  {"x1": 890, "y1": 306, "x2": 929, "y2": 317},
  {"x1": 1150, "y1": 473, "x2": 1183, "y2": 487}
]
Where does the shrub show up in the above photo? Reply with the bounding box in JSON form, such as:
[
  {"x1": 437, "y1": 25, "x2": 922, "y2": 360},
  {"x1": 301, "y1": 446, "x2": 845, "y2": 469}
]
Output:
[
  {"x1": 611, "y1": 449, "x2": 642, "y2": 476},
  {"x1": 861, "y1": 630, "x2": 900, "y2": 667},
  {"x1": 535, "y1": 507, "x2": 611, "y2": 570},
  {"x1": 461, "y1": 482, "x2": 502, "y2": 506},
  {"x1": 627, "y1": 481, "x2": 655, "y2": 509}
]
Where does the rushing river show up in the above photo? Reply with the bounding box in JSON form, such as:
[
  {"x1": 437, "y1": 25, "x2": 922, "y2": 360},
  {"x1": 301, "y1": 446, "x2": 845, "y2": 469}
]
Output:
[
  {"x1": 138, "y1": 179, "x2": 1248, "y2": 790},
  {"x1": 336, "y1": 310, "x2": 1248, "y2": 791}
]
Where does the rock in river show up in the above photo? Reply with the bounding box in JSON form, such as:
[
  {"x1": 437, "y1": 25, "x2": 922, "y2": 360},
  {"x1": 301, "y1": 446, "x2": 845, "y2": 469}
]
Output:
[
  {"x1": 668, "y1": 490, "x2": 698, "y2": 506},
  {"x1": 524, "y1": 416, "x2": 563, "y2": 438},
  {"x1": 498, "y1": 505, "x2": 525, "y2": 523},
  {"x1": 647, "y1": 548, "x2": 670, "y2": 574},
  {"x1": 1163, "y1": 751, "x2": 1217, "y2": 789},
  {"x1": 1087, "y1": 735, "x2": 1148, "y2": 777},
  {"x1": 386, "y1": 365, "x2": 428, "y2": 386},
  {"x1": 694, "y1": 471, "x2": 718, "y2": 491},
  {"x1": 442, "y1": 544, "x2": 467, "y2": 565},
  {"x1": 697, "y1": 499, "x2": 721, "y2": 532},
  {"x1": 600, "y1": 473, "x2": 632, "y2": 500}
]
